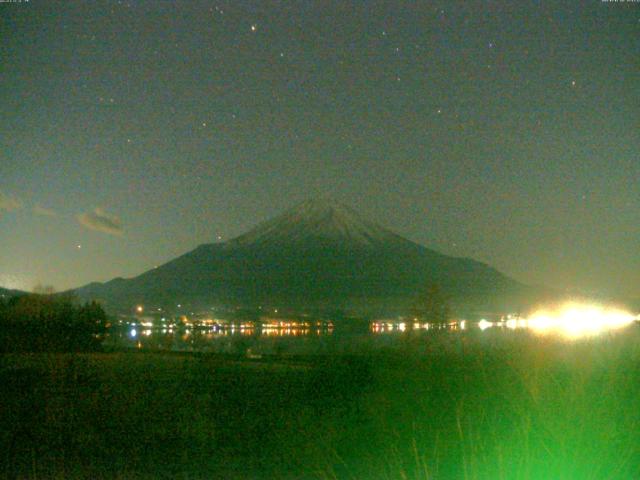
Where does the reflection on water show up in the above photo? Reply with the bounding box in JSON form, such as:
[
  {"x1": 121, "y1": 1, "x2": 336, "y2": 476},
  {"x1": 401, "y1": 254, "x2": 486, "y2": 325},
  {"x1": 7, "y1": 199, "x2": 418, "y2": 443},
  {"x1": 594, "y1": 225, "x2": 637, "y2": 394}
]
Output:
[
  {"x1": 370, "y1": 320, "x2": 468, "y2": 333},
  {"x1": 108, "y1": 321, "x2": 339, "y2": 355},
  {"x1": 108, "y1": 303, "x2": 638, "y2": 354}
]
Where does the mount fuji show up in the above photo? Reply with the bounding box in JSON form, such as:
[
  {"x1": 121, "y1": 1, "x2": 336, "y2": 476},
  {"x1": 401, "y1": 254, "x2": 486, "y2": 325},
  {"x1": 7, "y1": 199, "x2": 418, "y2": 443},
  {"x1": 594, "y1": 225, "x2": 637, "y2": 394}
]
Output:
[{"x1": 72, "y1": 199, "x2": 534, "y2": 315}]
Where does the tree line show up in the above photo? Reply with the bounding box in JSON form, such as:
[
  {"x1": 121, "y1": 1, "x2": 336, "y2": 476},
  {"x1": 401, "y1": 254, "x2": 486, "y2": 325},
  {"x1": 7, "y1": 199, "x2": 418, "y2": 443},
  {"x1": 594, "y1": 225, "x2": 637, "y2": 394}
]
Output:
[{"x1": 0, "y1": 294, "x2": 108, "y2": 352}]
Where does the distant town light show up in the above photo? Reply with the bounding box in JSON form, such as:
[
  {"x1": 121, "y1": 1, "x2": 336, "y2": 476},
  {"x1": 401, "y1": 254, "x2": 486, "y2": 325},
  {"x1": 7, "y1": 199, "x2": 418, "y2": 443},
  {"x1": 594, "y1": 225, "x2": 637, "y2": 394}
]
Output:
[{"x1": 136, "y1": 305, "x2": 143, "y2": 313}]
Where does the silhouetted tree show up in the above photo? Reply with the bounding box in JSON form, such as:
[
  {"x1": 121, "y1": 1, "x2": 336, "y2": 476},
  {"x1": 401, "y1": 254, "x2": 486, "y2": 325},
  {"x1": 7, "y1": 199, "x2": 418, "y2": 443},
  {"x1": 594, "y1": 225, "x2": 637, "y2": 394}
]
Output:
[
  {"x1": 32, "y1": 284, "x2": 56, "y2": 295},
  {"x1": 413, "y1": 283, "x2": 451, "y2": 324},
  {"x1": 0, "y1": 294, "x2": 108, "y2": 352}
]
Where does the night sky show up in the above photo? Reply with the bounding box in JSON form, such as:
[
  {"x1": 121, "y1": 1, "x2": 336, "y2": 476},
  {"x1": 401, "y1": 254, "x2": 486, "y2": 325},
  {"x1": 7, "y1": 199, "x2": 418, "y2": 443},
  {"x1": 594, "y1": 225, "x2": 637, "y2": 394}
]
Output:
[{"x1": 1, "y1": 1, "x2": 638, "y2": 298}]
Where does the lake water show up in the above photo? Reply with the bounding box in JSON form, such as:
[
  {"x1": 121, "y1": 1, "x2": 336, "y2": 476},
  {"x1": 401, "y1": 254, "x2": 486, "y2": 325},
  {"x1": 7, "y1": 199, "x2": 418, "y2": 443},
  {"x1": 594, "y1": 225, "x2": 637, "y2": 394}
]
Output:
[{"x1": 105, "y1": 317, "x2": 640, "y2": 356}]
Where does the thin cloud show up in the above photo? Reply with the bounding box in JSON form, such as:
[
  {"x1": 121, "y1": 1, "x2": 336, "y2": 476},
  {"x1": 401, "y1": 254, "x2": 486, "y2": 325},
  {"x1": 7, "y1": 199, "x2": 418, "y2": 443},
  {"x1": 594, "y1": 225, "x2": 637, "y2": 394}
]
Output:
[
  {"x1": 33, "y1": 205, "x2": 58, "y2": 217},
  {"x1": 0, "y1": 191, "x2": 22, "y2": 213},
  {"x1": 77, "y1": 208, "x2": 124, "y2": 236}
]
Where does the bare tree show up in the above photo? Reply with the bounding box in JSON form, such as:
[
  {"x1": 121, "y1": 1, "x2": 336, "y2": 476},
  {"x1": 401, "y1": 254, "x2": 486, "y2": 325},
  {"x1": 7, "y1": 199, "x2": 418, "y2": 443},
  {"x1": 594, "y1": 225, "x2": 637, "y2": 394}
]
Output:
[{"x1": 414, "y1": 283, "x2": 451, "y2": 324}]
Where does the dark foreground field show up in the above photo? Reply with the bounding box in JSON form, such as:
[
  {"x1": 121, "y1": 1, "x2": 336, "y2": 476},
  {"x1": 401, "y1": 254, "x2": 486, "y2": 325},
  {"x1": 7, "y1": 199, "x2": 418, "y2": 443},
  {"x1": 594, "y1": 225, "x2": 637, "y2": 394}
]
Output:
[{"x1": 2, "y1": 329, "x2": 640, "y2": 479}]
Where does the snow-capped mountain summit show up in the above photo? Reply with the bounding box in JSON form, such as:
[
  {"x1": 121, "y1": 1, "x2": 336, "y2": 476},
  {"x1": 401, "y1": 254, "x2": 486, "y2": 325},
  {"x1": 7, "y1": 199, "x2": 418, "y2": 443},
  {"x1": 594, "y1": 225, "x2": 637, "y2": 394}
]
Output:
[
  {"x1": 230, "y1": 198, "x2": 404, "y2": 248},
  {"x1": 72, "y1": 199, "x2": 531, "y2": 314}
]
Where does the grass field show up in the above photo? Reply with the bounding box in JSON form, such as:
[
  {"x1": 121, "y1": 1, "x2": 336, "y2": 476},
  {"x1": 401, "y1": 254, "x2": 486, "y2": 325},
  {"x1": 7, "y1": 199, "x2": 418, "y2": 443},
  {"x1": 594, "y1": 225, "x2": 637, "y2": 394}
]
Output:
[{"x1": 1, "y1": 328, "x2": 639, "y2": 479}]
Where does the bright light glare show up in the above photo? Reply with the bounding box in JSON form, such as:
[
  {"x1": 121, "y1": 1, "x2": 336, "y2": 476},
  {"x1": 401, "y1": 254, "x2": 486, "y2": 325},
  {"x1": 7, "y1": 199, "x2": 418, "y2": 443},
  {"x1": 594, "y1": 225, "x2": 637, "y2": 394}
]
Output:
[
  {"x1": 505, "y1": 319, "x2": 518, "y2": 330},
  {"x1": 525, "y1": 302, "x2": 635, "y2": 339},
  {"x1": 478, "y1": 319, "x2": 493, "y2": 331}
]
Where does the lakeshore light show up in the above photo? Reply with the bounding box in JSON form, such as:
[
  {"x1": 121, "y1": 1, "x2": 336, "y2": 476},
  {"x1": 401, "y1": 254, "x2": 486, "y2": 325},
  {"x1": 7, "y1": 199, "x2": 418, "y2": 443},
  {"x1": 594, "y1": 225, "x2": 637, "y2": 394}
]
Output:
[
  {"x1": 525, "y1": 302, "x2": 635, "y2": 339},
  {"x1": 505, "y1": 318, "x2": 518, "y2": 330},
  {"x1": 478, "y1": 319, "x2": 493, "y2": 331}
]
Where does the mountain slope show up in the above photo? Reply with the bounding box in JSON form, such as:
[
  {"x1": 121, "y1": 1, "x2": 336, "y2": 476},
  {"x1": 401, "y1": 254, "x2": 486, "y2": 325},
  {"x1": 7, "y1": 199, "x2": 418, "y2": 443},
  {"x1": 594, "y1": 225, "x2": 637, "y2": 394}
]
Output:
[
  {"x1": 229, "y1": 199, "x2": 404, "y2": 248},
  {"x1": 0, "y1": 287, "x2": 27, "y2": 299},
  {"x1": 73, "y1": 199, "x2": 534, "y2": 314}
]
